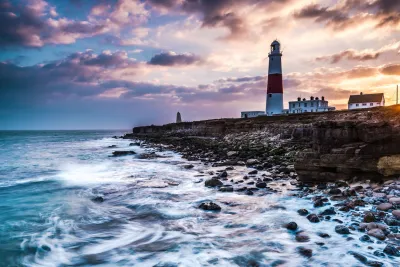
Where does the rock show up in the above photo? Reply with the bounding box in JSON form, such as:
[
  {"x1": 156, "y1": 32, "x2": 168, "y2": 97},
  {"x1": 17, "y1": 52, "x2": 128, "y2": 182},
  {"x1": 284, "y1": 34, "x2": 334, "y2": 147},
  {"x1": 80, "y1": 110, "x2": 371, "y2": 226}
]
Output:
[
  {"x1": 91, "y1": 196, "x2": 104, "y2": 203},
  {"x1": 227, "y1": 151, "x2": 238, "y2": 157},
  {"x1": 389, "y1": 197, "x2": 400, "y2": 205},
  {"x1": 313, "y1": 199, "x2": 325, "y2": 207},
  {"x1": 367, "y1": 228, "x2": 386, "y2": 240},
  {"x1": 112, "y1": 150, "x2": 136, "y2": 156},
  {"x1": 297, "y1": 247, "x2": 312, "y2": 258},
  {"x1": 328, "y1": 188, "x2": 342, "y2": 195},
  {"x1": 285, "y1": 222, "x2": 298, "y2": 231},
  {"x1": 205, "y1": 178, "x2": 223, "y2": 187},
  {"x1": 383, "y1": 244, "x2": 400, "y2": 256},
  {"x1": 248, "y1": 169, "x2": 258, "y2": 175},
  {"x1": 245, "y1": 190, "x2": 254, "y2": 195},
  {"x1": 306, "y1": 214, "x2": 320, "y2": 223},
  {"x1": 377, "y1": 203, "x2": 393, "y2": 211},
  {"x1": 297, "y1": 209, "x2": 309, "y2": 216},
  {"x1": 219, "y1": 171, "x2": 228, "y2": 178},
  {"x1": 363, "y1": 212, "x2": 376, "y2": 223},
  {"x1": 199, "y1": 202, "x2": 221, "y2": 211},
  {"x1": 295, "y1": 232, "x2": 310, "y2": 242},
  {"x1": 320, "y1": 207, "x2": 336, "y2": 216},
  {"x1": 317, "y1": 233, "x2": 330, "y2": 238},
  {"x1": 335, "y1": 225, "x2": 350, "y2": 234},
  {"x1": 129, "y1": 142, "x2": 140, "y2": 146},
  {"x1": 183, "y1": 164, "x2": 194, "y2": 169},
  {"x1": 360, "y1": 235, "x2": 373, "y2": 243},
  {"x1": 256, "y1": 182, "x2": 267, "y2": 188},
  {"x1": 348, "y1": 251, "x2": 367, "y2": 264},
  {"x1": 392, "y1": 210, "x2": 400, "y2": 219},
  {"x1": 138, "y1": 152, "x2": 161, "y2": 159},
  {"x1": 367, "y1": 261, "x2": 384, "y2": 267},
  {"x1": 107, "y1": 145, "x2": 117, "y2": 148},
  {"x1": 246, "y1": 159, "x2": 260, "y2": 166},
  {"x1": 317, "y1": 184, "x2": 327, "y2": 190},
  {"x1": 219, "y1": 187, "x2": 233, "y2": 192}
]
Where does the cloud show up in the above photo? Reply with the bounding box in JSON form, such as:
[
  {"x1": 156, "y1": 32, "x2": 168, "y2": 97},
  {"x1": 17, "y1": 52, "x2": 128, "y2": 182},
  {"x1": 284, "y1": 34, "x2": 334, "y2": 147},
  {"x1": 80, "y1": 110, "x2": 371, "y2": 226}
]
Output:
[
  {"x1": 293, "y1": 0, "x2": 400, "y2": 31},
  {"x1": 316, "y1": 49, "x2": 381, "y2": 64},
  {"x1": 148, "y1": 51, "x2": 202, "y2": 66},
  {"x1": 380, "y1": 64, "x2": 400, "y2": 75}
]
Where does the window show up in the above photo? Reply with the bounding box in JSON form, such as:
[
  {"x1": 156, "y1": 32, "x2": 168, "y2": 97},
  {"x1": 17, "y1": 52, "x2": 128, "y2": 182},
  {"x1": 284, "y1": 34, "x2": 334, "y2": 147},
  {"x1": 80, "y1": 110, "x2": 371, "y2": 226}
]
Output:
[
  {"x1": 362, "y1": 103, "x2": 367, "y2": 106},
  {"x1": 370, "y1": 103, "x2": 373, "y2": 106},
  {"x1": 269, "y1": 94, "x2": 272, "y2": 97},
  {"x1": 311, "y1": 109, "x2": 313, "y2": 112},
  {"x1": 311, "y1": 102, "x2": 314, "y2": 107},
  {"x1": 356, "y1": 104, "x2": 359, "y2": 107},
  {"x1": 292, "y1": 103, "x2": 295, "y2": 108},
  {"x1": 298, "y1": 103, "x2": 300, "y2": 107},
  {"x1": 304, "y1": 103, "x2": 307, "y2": 107}
]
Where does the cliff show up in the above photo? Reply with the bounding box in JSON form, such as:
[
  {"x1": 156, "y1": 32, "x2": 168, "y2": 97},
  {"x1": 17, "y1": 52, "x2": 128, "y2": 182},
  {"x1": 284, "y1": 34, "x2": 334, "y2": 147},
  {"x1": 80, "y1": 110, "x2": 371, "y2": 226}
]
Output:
[{"x1": 126, "y1": 106, "x2": 400, "y2": 183}]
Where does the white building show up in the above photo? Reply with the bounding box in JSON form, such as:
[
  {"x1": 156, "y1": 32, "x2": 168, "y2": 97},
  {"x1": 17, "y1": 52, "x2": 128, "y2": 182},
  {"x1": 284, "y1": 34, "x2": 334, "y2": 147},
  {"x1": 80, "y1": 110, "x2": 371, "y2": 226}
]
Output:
[
  {"x1": 348, "y1": 93, "x2": 385, "y2": 110},
  {"x1": 241, "y1": 111, "x2": 265, "y2": 118},
  {"x1": 288, "y1": 96, "x2": 335, "y2": 114},
  {"x1": 265, "y1": 40, "x2": 284, "y2": 116}
]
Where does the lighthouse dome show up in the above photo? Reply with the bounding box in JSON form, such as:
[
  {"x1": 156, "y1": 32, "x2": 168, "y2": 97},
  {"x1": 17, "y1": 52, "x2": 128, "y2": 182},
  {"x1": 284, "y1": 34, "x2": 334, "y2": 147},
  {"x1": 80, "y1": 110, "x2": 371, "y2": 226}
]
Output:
[{"x1": 271, "y1": 40, "x2": 280, "y2": 46}]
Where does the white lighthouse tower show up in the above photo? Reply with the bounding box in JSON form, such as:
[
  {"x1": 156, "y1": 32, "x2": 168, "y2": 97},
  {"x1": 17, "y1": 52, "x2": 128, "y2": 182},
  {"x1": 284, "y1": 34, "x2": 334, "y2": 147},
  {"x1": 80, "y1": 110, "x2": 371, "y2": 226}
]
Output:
[{"x1": 265, "y1": 40, "x2": 283, "y2": 116}]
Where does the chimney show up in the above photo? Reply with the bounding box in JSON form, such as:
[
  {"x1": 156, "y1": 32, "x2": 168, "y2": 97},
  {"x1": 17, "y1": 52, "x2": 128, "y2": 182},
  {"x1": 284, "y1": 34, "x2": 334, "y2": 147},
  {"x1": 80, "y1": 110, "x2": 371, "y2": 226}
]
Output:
[
  {"x1": 302, "y1": 98, "x2": 306, "y2": 101},
  {"x1": 360, "y1": 92, "x2": 363, "y2": 95},
  {"x1": 310, "y1": 96, "x2": 314, "y2": 100},
  {"x1": 315, "y1": 97, "x2": 319, "y2": 100},
  {"x1": 321, "y1": 96, "x2": 325, "y2": 101},
  {"x1": 297, "y1": 97, "x2": 301, "y2": 101}
]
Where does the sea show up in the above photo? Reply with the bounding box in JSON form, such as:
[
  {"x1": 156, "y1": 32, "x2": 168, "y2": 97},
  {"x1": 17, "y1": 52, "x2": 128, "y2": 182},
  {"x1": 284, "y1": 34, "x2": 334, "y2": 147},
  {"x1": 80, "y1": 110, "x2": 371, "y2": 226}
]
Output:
[{"x1": 0, "y1": 130, "x2": 397, "y2": 267}]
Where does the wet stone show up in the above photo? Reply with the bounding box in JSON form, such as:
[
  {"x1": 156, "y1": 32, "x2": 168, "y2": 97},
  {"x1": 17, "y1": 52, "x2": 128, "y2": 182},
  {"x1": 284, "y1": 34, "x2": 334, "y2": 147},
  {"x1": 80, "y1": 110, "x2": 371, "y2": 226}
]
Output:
[
  {"x1": 383, "y1": 245, "x2": 400, "y2": 256},
  {"x1": 367, "y1": 228, "x2": 386, "y2": 240},
  {"x1": 219, "y1": 171, "x2": 228, "y2": 178},
  {"x1": 297, "y1": 247, "x2": 312, "y2": 258},
  {"x1": 335, "y1": 225, "x2": 350, "y2": 234},
  {"x1": 295, "y1": 232, "x2": 310, "y2": 242},
  {"x1": 256, "y1": 182, "x2": 267, "y2": 188},
  {"x1": 285, "y1": 222, "x2": 298, "y2": 231},
  {"x1": 205, "y1": 178, "x2": 223, "y2": 187},
  {"x1": 360, "y1": 235, "x2": 373, "y2": 243},
  {"x1": 248, "y1": 170, "x2": 258, "y2": 175},
  {"x1": 297, "y1": 209, "x2": 309, "y2": 216},
  {"x1": 363, "y1": 212, "x2": 376, "y2": 223},
  {"x1": 317, "y1": 233, "x2": 331, "y2": 238},
  {"x1": 219, "y1": 187, "x2": 233, "y2": 192},
  {"x1": 112, "y1": 150, "x2": 136, "y2": 156},
  {"x1": 320, "y1": 207, "x2": 336, "y2": 216},
  {"x1": 349, "y1": 251, "x2": 367, "y2": 264},
  {"x1": 199, "y1": 202, "x2": 221, "y2": 211},
  {"x1": 377, "y1": 203, "x2": 392, "y2": 211},
  {"x1": 306, "y1": 214, "x2": 320, "y2": 223},
  {"x1": 328, "y1": 188, "x2": 342, "y2": 195}
]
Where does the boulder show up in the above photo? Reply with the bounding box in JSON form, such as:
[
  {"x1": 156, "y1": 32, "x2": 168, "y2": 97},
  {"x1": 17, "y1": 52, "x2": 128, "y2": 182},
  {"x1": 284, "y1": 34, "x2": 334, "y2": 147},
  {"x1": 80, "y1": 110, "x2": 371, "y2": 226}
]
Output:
[
  {"x1": 295, "y1": 232, "x2": 310, "y2": 242},
  {"x1": 227, "y1": 151, "x2": 238, "y2": 157},
  {"x1": 367, "y1": 228, "x2": 386, "y2": 240},
  {"x1": 219, "y1": 171, "x2": 228, "y2": 178},
  {"x1": 248, "y1": 170, "x2": 258, "y2": 175},
  {"x1": 389, "y1": 197, "x2": 400, "y2": 205},
  {"x1": 320, "y1": 207, "x2": 336, "y2": 216},
  {"x1": 297, "y1": 247, "x2": 312, "y2": 258},
  {"x1": 256, "y1": 182, "x2": 267, "y2": 188},
  {"x1": 377, "y1": 203, "x2": 393, "y2": 211},
  {"x1": 335, "y1": 225, "x2": 350, "y2": 234},
  {"x1": 392, "y1": 210, "x2": 400, "y2": 219},
  {"x1": 219, "y1": 187, "x2": 233, "y2": 192},
  {"x1": 183, "y1": 164, "x2": 194, "y2": 169},
  {"x1": 246, "y1": 159, "x2": 260, "y2": 166},
  {"x1": 199, "y1": 202, "x2": 221, "y2": 211},
  {"x1": 205, "y1": 178, "x2": 223, "y2": 187},
  {"x1": 383, "y1": 245, "x2": 400, "y2": 256},
  {"x1": 363, "y1": 212, "x2": 376, "y2": 223},
  {"x1": 297, "y1": 209, "x2": 309, "y2": 216},
  {"x1": 112, "y1": 150, "x2": 136, "y2": 156},
  {"x1": 306, "y1": 214, "x2": 320, "y2": 223},
  {"x1": 285, "y1": 222, "x2": 298, "y2": 231},
  {"x1": 328, "y1": 188, "x2": 342, "y2": 195}
]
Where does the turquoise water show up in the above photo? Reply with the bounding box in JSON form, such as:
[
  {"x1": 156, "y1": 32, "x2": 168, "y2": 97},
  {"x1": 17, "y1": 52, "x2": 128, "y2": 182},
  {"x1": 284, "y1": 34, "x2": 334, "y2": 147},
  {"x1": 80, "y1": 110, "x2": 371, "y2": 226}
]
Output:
[{"x1": 0, "y1": 131, "x2": 398, "y2": 266}]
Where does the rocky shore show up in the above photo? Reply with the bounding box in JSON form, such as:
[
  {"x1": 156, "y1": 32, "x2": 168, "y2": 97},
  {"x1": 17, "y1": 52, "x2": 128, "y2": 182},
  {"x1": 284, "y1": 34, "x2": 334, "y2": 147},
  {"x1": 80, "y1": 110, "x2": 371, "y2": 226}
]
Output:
[{"x1": 118, "y1": 105, "x2": 400, "y2": 262}]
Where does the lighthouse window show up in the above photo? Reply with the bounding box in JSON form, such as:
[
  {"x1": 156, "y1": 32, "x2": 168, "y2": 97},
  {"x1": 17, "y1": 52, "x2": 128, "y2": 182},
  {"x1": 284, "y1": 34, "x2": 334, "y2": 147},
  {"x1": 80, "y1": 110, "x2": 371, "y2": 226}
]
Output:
[{"x1": 269, "y1": 94, "x2": 272, "y2": 98}]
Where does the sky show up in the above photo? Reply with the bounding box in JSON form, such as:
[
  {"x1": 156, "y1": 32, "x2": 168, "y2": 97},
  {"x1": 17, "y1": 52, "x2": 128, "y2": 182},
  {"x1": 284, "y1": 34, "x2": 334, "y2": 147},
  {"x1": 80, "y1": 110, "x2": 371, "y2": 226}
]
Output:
[{"x1": 1, "y1": 0, "x2": 400, "y2": 130}]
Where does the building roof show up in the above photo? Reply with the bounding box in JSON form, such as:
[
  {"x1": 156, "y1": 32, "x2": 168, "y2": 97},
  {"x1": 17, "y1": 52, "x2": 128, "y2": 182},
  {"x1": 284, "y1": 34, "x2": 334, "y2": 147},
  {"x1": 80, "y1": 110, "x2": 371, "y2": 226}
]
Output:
[{"x1": 348, "y1": 93, "x2": 384, "y2": 104}]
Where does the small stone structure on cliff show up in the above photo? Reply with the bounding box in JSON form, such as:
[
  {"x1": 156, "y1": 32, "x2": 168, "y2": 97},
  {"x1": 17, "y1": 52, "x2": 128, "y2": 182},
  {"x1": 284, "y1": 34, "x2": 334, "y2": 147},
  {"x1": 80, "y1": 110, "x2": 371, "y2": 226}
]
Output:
[{"x1": 176, "y1": 112, "x2": 182, "y2": 123}]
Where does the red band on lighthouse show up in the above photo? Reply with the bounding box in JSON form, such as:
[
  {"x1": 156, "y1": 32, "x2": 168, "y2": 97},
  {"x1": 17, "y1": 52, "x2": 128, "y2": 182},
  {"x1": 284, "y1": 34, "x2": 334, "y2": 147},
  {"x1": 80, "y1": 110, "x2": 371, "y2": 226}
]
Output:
[{"x1": 267, "y1": 74, "x2": 283, "y2": 94}]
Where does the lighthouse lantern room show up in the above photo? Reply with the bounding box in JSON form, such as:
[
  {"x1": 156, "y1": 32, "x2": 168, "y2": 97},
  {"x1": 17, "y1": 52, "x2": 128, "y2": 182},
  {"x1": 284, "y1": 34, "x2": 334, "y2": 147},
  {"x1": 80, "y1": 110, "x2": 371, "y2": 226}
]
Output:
[{"x1": 265, "y1": 40, "x2": 284, "y2": 116}]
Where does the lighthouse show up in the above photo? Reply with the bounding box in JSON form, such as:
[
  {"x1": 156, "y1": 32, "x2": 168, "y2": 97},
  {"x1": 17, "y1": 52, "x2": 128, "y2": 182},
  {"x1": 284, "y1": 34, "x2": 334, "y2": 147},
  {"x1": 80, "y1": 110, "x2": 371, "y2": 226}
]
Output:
[{"x1": 266, "y1": 40, "x2": 283, "y2": 116}]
